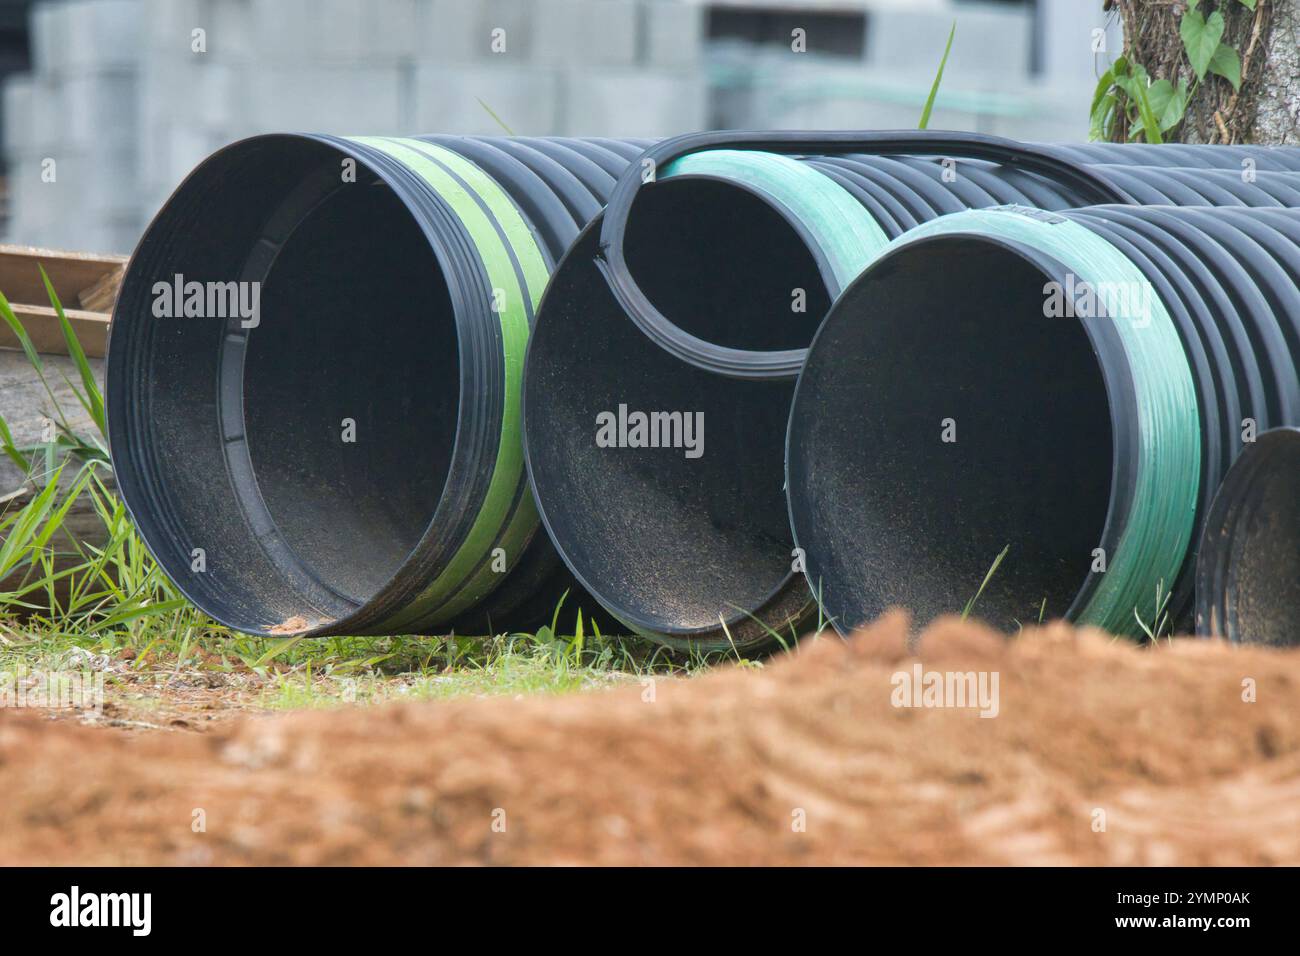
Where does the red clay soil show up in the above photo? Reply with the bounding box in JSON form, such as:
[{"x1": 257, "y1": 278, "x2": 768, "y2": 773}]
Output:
[{"x1": 2, "y1": 613, "x2": 1298, "y2": 865}]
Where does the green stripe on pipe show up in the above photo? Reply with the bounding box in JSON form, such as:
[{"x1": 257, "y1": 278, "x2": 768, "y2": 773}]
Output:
[
  {"x1": 663, "y1": 149, "x2": 889, "y2": 291},
  {"x1": 895, "y1": 207, "x2": 1200, "y2": 635},
  {"x1": 387, "y1": 137, "x2": 552, "y2": 622},
  {"x1": 347, "y1": 136, "x2": 546, "y2": 626}
]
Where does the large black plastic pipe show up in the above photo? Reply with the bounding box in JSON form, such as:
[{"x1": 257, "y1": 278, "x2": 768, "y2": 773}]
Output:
[
  {"x1": 526, "y1": 133, "x2": 1300, "y2": 651},
  {"x1": 1196, "y1": 426, "x2": 1300, "y2": 645},
  {"x1": 787, "y1": 205, "x2": 1300, "y2": 638},
  {"x1": 108, "y1": 133, "x2": 641, "y2": 638}
]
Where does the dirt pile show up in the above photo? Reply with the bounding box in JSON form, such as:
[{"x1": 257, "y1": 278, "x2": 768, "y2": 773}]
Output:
[{"x1": 2, "y1": 613, "x2": 1298, "y2": 865}]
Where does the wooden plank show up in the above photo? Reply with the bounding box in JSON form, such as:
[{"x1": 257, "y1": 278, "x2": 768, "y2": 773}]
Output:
[
  {"x1": 0, "y1": 244, "x2": 125, "y2": 359},
  {"x1": 1, "y1": 304, "x2": 111, "y2": 358}
]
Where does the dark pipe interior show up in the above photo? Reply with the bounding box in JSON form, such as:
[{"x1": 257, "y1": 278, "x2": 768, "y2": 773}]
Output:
[
  {"x1": 526, "y1": 178, "x2": 830, "y2": 632},
  {"x1": 1226, "y1": 442, "x2": 1300, "y2": 646},
  {"x1": 788, "y1": 237, "x2": 1114, "y2": 633},
  {"x1": 627, "y1": 176, "x2": 833, "y2": 351},
  {"x1": 111, "y1": 136, "x2": 455, "y2": 629},
  {"x1": 246, "y1": 183, "x2": 457, "y2": 603}
]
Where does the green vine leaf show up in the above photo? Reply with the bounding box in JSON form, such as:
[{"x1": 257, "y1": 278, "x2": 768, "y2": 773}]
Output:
[
  {"x1": 1113, "y1": 62, "x2": 1165, "y2": 144},
  {"x1": 1146, "y1": 77, "x2": 1191, "y2": 131},
  {"x1": 1237, "y1": 0, "x2": 1257, "y2": 10},
  {"x1": 1180, "y1": 8, "x2": 1226, "y2": 81},
  {"x1": 1209, "y1": 42, "x2": 1242, "y2": 90}
]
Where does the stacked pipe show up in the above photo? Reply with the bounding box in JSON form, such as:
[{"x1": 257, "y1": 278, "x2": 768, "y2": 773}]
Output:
[
  {"x1": 108, "y1": 134, "x2": 647, "y2": 637},
  {"x1": 1196, "y1": 427, "x2": 1300, "y2": 645},
  {"x1": 787, "y1": 204, "x2": 1300, "y2": 640},
  {"x1": 525, "y1": 133, "x2": 1300, "y2": 651},
  {"x1": 106, "y1": 130, "x2": 1300, "y2": 646}
]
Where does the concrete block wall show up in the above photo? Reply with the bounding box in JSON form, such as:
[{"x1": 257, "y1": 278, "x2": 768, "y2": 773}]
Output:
[
  {"x1": 8, "y1": 0, "x2": 143, "y2": 252},
  {"x1": 0, "y1": 0, "x2": 1101, "y2": 255},
  {"x1": 714, "y1": 0, "x2": 1099, "y2": 145},
  {"x1": 2, "y1": 0, "x2": 708, "y2": 253}
]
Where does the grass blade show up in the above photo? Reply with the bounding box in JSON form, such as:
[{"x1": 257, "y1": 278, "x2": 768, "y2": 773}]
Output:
[{"x1": 918, "y1": 22, "x2": 956, "y2": 130}]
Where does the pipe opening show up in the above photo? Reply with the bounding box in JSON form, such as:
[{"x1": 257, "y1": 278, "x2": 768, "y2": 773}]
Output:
[
  {"x1": 110, "y1": 136, "x2": 458, "y2": 631},
  {"x1": 789, "y1": 236, "x2": 1115, "y2": 632},
  {"x1": 1217, "y1": 436, "x2": 1300, "y2": 645},
  {"x1": 527, "y1": 186, "x2": 831, "y2": 634},
  {"x1": 245, "y1": 178, "x2": 459, "y2": 603},
  {"x1": 624, "y1": 177, "x2": 834, "y2": 351}
]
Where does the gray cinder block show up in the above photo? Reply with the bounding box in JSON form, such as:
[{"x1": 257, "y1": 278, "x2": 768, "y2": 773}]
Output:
[
  {"x1": 141, "y1": 0, "x2": 207, "y2": 56},
  {"x1": 62, "y1": 0, "x2": 144, "y2": 73},
  {"x1": 416, "y1": 0, "x2": 481, "y2": 62},
  {"x1": 27, "y1": 77, "x2": 67, "y2": 156},
  {"x1": 639, "y1": 0, "x2": 703, "y2": 69},
  {"x1": 412, "y1": 63, "x2": 560, "y2": 135},
  {"x1": 533, "y1": 1, "x2": 638, "y2": 67},
  {"x1": 2, "y1": 74, "x2": 34, "y2": 159},
  {"x1": 560, "y1": 69, "x2": 704, "y2": 136},
  {"x1": 869, "y1": 5, "x2": 1031, "y2": 86},
  {"x1": 63, "y1": 71, "x2": 139, "y2": 153},
  {"x1": 246, "y1": 64, "x2": 407, "y2": 134},
  {"x1": 313, "y1": 0, "x2": 420, "y2": 62},
  {"x1": 250, "y1": 0, "x2": 317, "y2": 61},
  {"x1": 475, "y1": 0, "x2": 534, "y2": 60}
]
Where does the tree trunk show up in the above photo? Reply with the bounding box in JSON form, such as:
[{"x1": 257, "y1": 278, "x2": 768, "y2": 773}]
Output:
[
  {"x1": 1113, "y1": 0, "x2": 1300, "y2": 145},
  {"x1": 1252, "y1": 0, "x2": 1300, "y2": 142}
]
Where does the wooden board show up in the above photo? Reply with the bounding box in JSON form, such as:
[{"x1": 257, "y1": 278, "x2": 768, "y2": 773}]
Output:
[{"x1": 0, "y1": 244, "x2": 126, "y2": 358}]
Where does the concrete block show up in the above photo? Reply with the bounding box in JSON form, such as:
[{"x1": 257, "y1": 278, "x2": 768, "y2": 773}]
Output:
[
  {"x1": 63, "y1": 71, "x2": 139, "y2": 153},
  {"x1": 584, "y1": 0, "x2": 638, "y2": 65},
  {"x1": 139, "y1": 55, "x2": 203, "y2": 130},
  {"x1": 27, "y1": 77, "x2": 66, "y2": 156},
  {"x1": 412, "y1": 63, "x2": 559, "y2": 135},
  {"x1": 1036, "y1": 0, "x2": 1120, "y2": 90},
  {"x1": 415, "y1": 0, "x2": 479, "y2": 62},
  {"x1": 4, "y1": 150, "x2": 60, "y2": 234},
  {"x1": 57, "y1": 147, "x2": 141, "y2": 217},
  {"x1": 2, "y1": 74, "x2": 34, "y2": 159},
  {"x1": 868, "y1": 4, "x2": 1031, "y2": 86},
  {"x1": 250, "y1": 0, "x2": 316, "y2": 61},
  {"x1": 29, "y1": 1, "x2": 69, "y2": 78},
  {"x1": 476, "y1": 0, "x2": 533, "y2": 60},
  {"x1": 416, "y1": 0, "x2": 533, "y2": 61},
  {"x1": 209, "y1": 0, "x2": 256, "y2": 64},
  {"x1": 247, "y1": 64, "x2": 406, "y2": 134},
  {"x1": 62, "y1": 0, "x2": 144, "y2": 73},
  {"x1": 142, "y1": 0, "x2": 206, "y2": 56},
  {"x1": 313, "y1": 0, "x2": 420, "y2": 61},
  {"x1": 534, "y1": 1, "x2": 637, "y2": 67},
  {"x1": 639, "y1": 0, "x2": 702, "y2": 69},
  {"x1": 194, "y1": 61, "x2": 248, "y2": 132},
  {"x1": 559, "y1": 69, "x2": 704, "y2": 137}
]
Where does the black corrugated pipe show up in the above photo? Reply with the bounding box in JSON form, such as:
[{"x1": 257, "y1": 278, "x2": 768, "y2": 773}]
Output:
[
  {"x1": 786, "y1": 204, "x2": 1300, "y2": 640},
  {"x1": 525, "y1": 131, "x2": 1300, "y2": 652},
  {"x1": 1195, "y1": 426, "x2": 1300, "y2": 646},
  {"x1": 1041, "y1": 142, "x2": 1300, "y2": 171},
  {"x1": 107, "y1": 133, "x2": 641, "y2": 638}
]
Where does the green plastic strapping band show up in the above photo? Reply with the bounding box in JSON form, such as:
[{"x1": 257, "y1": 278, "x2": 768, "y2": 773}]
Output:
[
  {"x1": 348, "y1": 136, "x2": 548, "y2": 627},
  {"x1": 894, "y1": 208, "x2": 1200, "y2": 635},
  {"x1": 663, "y1": 150, "x2": 889, "y2": 292}
]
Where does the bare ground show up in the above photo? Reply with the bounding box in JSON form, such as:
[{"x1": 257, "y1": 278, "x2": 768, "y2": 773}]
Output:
[{"x1": 2, "y1": 612, "x2": 1298, "y2": 866}]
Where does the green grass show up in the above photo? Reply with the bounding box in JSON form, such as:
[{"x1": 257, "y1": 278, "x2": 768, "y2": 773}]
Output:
[{"x1": 0, "y1": 273, "x2": 736, "y2": 714}]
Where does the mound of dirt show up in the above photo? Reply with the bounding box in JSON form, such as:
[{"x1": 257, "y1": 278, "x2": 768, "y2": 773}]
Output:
[{"x1": 2, "y1": 614, "x2": 1298, "y2": 865}]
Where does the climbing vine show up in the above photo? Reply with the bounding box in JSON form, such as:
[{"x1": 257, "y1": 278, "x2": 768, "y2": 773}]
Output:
[{"x1": 1091, "y1": 0, "x2": 1269, "y2": 144}]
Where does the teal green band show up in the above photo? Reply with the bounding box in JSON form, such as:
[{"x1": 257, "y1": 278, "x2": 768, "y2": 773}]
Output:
[{"x1": 894, "y1": 208, "x2": 1200, "y2": 635}]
